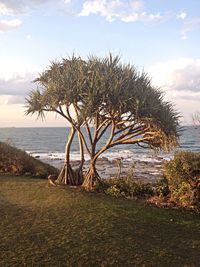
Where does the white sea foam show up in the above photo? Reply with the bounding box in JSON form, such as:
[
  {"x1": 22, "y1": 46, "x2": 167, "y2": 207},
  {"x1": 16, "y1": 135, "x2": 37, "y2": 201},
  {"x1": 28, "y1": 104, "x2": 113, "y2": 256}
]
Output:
[{"x1": 27, "y1": 149, "x2": 171, "y2": 164}]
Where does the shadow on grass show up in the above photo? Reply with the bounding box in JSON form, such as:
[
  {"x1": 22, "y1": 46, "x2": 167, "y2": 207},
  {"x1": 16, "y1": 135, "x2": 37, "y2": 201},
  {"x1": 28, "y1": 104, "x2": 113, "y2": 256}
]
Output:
[{"x1": 0, "y1": 177, "x2": 200, "y2": 266}]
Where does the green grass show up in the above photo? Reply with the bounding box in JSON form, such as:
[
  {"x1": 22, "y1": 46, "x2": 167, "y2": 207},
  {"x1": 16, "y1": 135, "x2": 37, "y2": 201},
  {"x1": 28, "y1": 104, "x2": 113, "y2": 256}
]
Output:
[{"x1": 0, "y1": 176, "x2": 200, "y2": 267}]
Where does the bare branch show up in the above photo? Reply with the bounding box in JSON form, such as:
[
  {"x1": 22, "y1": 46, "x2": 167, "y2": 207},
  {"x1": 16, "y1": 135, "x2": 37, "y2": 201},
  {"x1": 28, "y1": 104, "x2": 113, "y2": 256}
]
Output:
[
  {"x1": 94, "y1": 120, "x2": 116, "y2": 160},
  {"x1": 85, "y1": 120, "x2": 93, "y2": 147},
  {"x1": 96, "y1": 120, "x2": 112, "y2": 142},
  {"x1": 112, "y1": 127, "x2": 149, "y2": 145}
]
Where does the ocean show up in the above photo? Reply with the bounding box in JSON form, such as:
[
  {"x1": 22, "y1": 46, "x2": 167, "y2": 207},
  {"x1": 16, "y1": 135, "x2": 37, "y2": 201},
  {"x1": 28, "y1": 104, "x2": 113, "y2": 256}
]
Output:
[{"x1": 0, "y1": 126, "x2": 200, "y2": 169}]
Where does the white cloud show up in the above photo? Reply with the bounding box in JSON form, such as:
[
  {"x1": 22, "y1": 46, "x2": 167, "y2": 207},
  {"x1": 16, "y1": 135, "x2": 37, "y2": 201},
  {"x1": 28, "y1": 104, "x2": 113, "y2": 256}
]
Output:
[
  {"x1": 121, "y1": 11, "x2": 162, "y2": 23},
  {"x1": 0, "y1": 2, "x2": 14, "y2": 15},
  {"x1": 149, "y1": 58, "x2": 200, "y2": 93},
  {"x1": 0, "y1": 19, "x2": 22, "y2": 32},
  {"x1": 180, "y1": 17, "x2": 200, "y2": 40},
  {"x1": 0, "y1": 1, "x2": 28, "y2": 15},
  {"x1": 79, "y1": 0, "x2": 163, "y2": 23},
  {"x1": 181, "y1": 34, "x2": 188, "y2": 41},
  {"x1": 0, "y1": 0, "x2": 72, "y2": 15},
  {"x1": 0, "y1": 77, "x2": 30, "y2": 96},
  {"x1": 79, "y1": 0, "x2": 105, "y2": 17},
  {"x1": 177, "y1": 11, "x2": 187, "y2": 20},
  {"x1": 130, "y1": 0, "x2": 143, "y2": 11},
  {"x1": 0, "y1": 0, "x2": 73, "y2": 35},
  {"x1": 0, "y1": 72, "x2": 36, "y2": 105},
  {"x1": 0, "y1": 0, "x2": 45, "y2": 15},
  {"x1": 149, "y1": 58, "x2": 200, "y2": 124},
  {"x1": 0, "y1": 56, "x2": 37, "y2": 106},
  {"x1": 0, "y1": 95, "x2": 25, "y2": 104}
]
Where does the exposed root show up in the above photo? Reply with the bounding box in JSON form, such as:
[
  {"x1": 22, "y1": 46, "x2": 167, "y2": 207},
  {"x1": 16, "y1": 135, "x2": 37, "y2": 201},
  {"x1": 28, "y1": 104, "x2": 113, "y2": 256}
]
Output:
[
  {"x1": 48, "y1": 175, "x2": 57, "y2": 186},
  {"x1": 82, "y1": 166, "x2": 101, "y2": 191},
  {"x1": 55, "y1": 163, "x2": 83, "y2": 186}
]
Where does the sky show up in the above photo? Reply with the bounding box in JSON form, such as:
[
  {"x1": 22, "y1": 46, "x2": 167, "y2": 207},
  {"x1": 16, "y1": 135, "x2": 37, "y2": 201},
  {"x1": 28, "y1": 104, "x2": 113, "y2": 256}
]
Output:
[{"x1": 0, "y1": 0, "x2": 200, "y2": 127}]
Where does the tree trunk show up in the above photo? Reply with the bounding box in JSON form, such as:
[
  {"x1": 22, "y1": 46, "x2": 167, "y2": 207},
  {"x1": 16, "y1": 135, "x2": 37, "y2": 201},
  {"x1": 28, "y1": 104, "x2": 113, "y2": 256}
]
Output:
[
  {"x1": 82, "y1": 160, "x2": 101, "y2": 190},
  {"x1": 55, "y1": 127, "x2": 83, "y2": 186},
  {"x1": 77, "y1": 131, "x2": 84, "y2": 183}
]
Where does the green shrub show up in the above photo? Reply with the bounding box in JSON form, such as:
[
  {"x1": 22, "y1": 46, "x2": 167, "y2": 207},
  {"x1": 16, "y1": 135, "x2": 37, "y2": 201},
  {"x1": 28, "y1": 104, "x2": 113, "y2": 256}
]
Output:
[
  {"x1": 170, "y1": 181, "x2": 194, "y2": 207},
  {"x1": 164, "y1": 151, "x2": 200, "y2": 207},
  {"x1": 105, "y1": 176, "x2": 154, "y2": 198}
]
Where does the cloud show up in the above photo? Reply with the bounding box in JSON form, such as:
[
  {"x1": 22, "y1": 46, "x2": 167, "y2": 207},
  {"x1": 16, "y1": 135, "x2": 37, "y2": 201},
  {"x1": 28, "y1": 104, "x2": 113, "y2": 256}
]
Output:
[
  {"x1": 0, "y1": 1, "x2": 29, "y2": 15},
  {"x1": 0, "y1": 19, "x2": 22, "y2": 32},
  {"x1": 121, "y1": 12, "x2": 162, "y2": 23},
  {"x1": 180, "y1": 17, "x2": 200, "y2": 40},
  {"x1": 0, "y1": 0, "x2": 47, "y2": 15},
  {"x1": 149, "y1": 58, "x2": 200, "y2": 124},
  {"x1": 0, "y1": 2, "x2": 13, "y2": 15},
  {"x1": 79, "y1": 0, "x2": 163, "y2": 23},
  {"x1": 0, "y1": 95, "x2": 25, "y2": 104},
  {"x1": 177, "y1": 11, "x2": 187, "y2": 20},
  {"x1": 0, "y1": 0, "x2": 72, "y2": 31},
  {"x1": 149, "y1": 58, "x2": 200, "y2": 101},
  {"x1": 79, "y1": 0, "x2": 124, "y2": 22},
  {"x1": 0, "y1": 72, "x2": 36, "y2": 104},
  {"x1": 0, "y1": 0, "x2": 72, "y2": 15},
  {"x1": 179, "y1": 93, "x2": 200, "y2": 102}
]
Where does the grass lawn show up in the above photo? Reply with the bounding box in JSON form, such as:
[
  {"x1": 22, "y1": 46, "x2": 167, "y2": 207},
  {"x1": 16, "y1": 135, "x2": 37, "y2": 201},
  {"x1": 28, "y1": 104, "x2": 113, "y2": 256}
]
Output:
[{"x1": 0, "y1": 176, "x2": 200, "y2": 267}]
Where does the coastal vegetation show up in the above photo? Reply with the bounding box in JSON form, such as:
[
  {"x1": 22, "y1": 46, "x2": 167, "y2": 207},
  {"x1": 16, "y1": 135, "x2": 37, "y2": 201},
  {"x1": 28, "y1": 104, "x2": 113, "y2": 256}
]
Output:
[
  {"x1": 0, "y1": 176, "x2": 200, "y2": 267},
  {"x1": 161, "y1": 151, "x2": 200, "y2": 208},
  {"x1": 0, "y1": 142, "x2": 199, "y2": 211},
  {"x1": 91, "y1": 152, "x2": 200, "y2": 212},
  {"x1": 92, "y1": 171, "x2": 155, "y2": 199},
  {"x1": 26, "y1": 54, "x2": 179, "y2": 190},
  {"x1": 0, "y1": 141, "x2": 58, "y2": 178}
]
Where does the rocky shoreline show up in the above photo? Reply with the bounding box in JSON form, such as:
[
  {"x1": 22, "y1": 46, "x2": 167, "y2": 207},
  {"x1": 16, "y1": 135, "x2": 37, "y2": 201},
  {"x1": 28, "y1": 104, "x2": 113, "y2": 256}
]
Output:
[{"x1": 42, "y1": 156, "x2": 166, "y2": 183}]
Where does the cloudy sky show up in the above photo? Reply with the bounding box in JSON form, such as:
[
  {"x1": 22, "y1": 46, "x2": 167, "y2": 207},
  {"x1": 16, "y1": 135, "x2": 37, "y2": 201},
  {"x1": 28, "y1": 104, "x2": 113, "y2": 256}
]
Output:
[{"x1": 0, "y1": 0, "x2": 200, "y2": 127}]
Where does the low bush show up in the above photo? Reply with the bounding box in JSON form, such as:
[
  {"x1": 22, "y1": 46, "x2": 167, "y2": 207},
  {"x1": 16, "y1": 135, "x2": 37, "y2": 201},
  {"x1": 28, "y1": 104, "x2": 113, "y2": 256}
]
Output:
[
  {"x1": 102, "y1": 175, "x2": 154, "y2": 199},
  {"x1": 163, "y1": 151, "x2": 200, "y2": 208},
  {"x1": 0, "y1": 142, "x2": 58, "y2": 178}
]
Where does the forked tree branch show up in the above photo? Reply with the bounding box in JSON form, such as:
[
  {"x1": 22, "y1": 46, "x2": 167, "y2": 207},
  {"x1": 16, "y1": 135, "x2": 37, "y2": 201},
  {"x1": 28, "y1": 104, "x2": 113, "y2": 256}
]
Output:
[{"x1": 94, "y1": 120, "x2": 116, "y2": 161}]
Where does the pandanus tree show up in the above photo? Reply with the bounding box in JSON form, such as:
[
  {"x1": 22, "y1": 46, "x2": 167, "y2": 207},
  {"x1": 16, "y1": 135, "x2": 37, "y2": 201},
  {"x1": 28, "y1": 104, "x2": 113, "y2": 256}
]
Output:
[
  {"x1": 26, "y1": 54, "x2": 179, "y2": 190},
  {"x1": 78, "y1": 55, "x2": 179, "y2": 190},
  {"x1": 26, "y1": 56, "x2": 87, "y2": 185}
]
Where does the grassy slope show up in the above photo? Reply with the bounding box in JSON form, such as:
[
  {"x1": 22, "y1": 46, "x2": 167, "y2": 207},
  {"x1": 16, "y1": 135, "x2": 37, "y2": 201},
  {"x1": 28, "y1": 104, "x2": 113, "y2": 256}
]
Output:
[
  {"x1": 0, "y1": 177, "x2": 200, "y2": 267},
  {"x1": 0, "y1": 142, "x2": 58, "y2": 178}
]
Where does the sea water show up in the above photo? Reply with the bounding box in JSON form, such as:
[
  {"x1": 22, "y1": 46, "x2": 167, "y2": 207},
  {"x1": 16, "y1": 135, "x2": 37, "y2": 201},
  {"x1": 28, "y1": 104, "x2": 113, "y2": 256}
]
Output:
[{"x1": 0, "y1": 126, "x2": 200, "y2": 168}]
